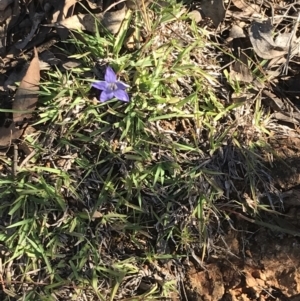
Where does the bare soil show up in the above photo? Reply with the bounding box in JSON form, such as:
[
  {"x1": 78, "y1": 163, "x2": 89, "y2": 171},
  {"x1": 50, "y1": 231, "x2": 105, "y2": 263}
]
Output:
[{"x1": 183, "y1": 136, "x2": 300, "y2": 301}]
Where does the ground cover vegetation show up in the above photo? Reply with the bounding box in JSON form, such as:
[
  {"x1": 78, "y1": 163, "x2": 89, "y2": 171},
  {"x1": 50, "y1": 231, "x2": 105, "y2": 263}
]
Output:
[{"x1": 0, "y1": 0, "x2": 300, "y2": 300}]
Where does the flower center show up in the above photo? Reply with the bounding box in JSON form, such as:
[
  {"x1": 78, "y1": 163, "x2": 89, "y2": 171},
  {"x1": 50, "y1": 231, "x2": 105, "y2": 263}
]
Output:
[{"x1": 109, "y1": 83, "x2": 118, "y2": 91}]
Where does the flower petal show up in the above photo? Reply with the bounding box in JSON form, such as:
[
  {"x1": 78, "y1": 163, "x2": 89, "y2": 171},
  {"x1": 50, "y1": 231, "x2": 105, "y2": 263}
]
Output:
[
  {"x1": 105, "y1": 66, "x2": 117, "y2": 83},
  {"x1": 100, "y1": 90, "x2": 114, "y2": 102},
  {"x1": 113, "y1": 89, "x2": 130, "y2": 102},
  {"x1": 92, "y1": 81, "x2": 108, "y2": 91},
  {"x1": 116, "y1": 81, "x2": 130, "y2": 90}
]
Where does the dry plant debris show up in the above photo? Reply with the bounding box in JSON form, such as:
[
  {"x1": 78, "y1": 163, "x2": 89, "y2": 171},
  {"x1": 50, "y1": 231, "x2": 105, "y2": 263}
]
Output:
[
  {"x1": 0, "y1": 0, "x2": 300, "y2": 301},
  {"x1": 12, "y1": 47, "x2": 40, "y2": 123}
]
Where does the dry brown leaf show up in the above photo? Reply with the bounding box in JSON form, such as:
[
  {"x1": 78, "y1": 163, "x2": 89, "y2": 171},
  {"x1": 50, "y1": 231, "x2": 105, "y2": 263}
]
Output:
[
  {"x1": 4, "y1": 63, "x2": 28, "y2": 91},
  {"x1": 231, "y1": 0, "x2": 259, "y2": 16},
  {"x1": 230, "y1": 38, "x2": 253, "y2": 83},
  {"x1": 52, "y1": 0, "x2": 77, "y2": 23},
  {"x1": 0, "y1": 4, "x2": 11, "y2": 22},
  {"x1": 273, "y1": 112, "x2": 300, "y2": 125},
  {"x1": 0, "y1": 0, "x2": 13, "y2": 11},
  {"x1": 62, "y1": 59, "x2": 82, "y2": 70},
  {"x1": 62, "y1": 0, "x2": 77, "y2": 18},
  {"x1": 200, "y1": 0, "x2": 225, "y2": 27},
  {"x1": 244, "y1": 271, "x2": 258, "y2": 288},
  {"x1": 13, "y1": 47, "x2": 40, "y2": 124},
  {"x1": 92, "y1": 211, "x2": 103, "y2": 219},
  {"x1": 85, "y1": 0, "x2": 100, "y2": 9},
  {"x1": 249, "y1": 19, "x2": 288, "y2": 59},
  {"x1": 188, "y1": 9, "x2": 202, "y2": 23},
  {"x1": 228, "y1": 25, "x2": 253, "y2": 83},
  {"x1": 228, "y1": 24, "x2": 246, "y2": 40},
  {"x1": 0, "y1": 123, "x2": 24, "y2": 148},
  {"x1": 53, "y1": 4, "x2": 126, "y2": 34}
]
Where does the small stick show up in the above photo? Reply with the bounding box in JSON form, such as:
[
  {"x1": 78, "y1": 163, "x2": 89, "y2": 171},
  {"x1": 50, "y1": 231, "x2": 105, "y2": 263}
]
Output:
[
  {"x1": 12, "y1": 144, "x2": 18, "y2": 178},
  {"x1": 18, "y1": 149, "x2": 37, "y2": 169},
  {"x1": 283, "y1": 11, "x2": 300, "y2": 75},
  {"x1": 103, "y1": 0, "x2": 127, "y2": 13}
]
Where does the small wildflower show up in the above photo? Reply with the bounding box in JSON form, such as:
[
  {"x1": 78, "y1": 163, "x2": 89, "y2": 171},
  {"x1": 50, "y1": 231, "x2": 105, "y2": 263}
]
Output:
[{"x1": 92, "y1": 66, "x2": 130, "y2": 102}]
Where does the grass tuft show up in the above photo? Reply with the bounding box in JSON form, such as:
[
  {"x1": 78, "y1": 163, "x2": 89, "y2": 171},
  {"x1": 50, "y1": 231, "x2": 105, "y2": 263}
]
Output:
[{"x1": 0, "y1": 0, "x2": 283, "y2": 299}]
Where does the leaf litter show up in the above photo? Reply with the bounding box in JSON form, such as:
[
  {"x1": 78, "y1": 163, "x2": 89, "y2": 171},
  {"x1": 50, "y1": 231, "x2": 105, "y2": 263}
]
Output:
[
  {"x1": 1, "y1": 0, "x2": 300, "y2": 300},
  {"x1": 12, "y1": 47, "x2": 40, "y2": 124},
  {"x1": 0, "y1": 47, "x2": 40, "y2": 148}
]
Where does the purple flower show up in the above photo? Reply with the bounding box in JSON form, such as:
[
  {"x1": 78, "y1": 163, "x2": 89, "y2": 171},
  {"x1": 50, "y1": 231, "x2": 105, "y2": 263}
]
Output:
[{"x1": 92, "y1": 66, "x2": 130, "y2": 102}]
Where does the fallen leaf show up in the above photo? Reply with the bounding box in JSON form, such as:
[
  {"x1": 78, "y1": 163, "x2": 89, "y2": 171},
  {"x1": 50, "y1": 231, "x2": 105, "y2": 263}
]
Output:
[
  {"x1": 200, "y1": 0, "x2": 225, "y2": 27},
  {"x1": 0, "y1": 123, "x2": 24, "y2": 148},
  {"x1": 13, "y1": 47, "x2": 40, "y2": 124},
  {"x1": 0, "y1": 0, "x2": 13, "y2": 11},
  {"x1": 244, "y1": 271, "x2": 258, "y2": 288},
  {"x1": 231, "y1": 0, "x2": 259, "y2": 17},
  {"x1": 274, "y1": 32, "x2": 292, "y2": 47},
  {"x1": 188, "y1": 9, "x2": 202, "y2": 23},
  {"x1": 62, "y1": 59, "x2": 82, "y2": 70},
  {"x1": 92, "y1": 211, "x2": 103, "y2": 219},
  {"x1": 85, "y1": 0, "x2": 100, "y2": 9},
  {"x1": 0, "y1": 4, "x2": 11, "y2": 22},
  {"x1": 51, "y1": 0, "x2": 78, "y2": 34},
  {"x1": 228, "y1": 24, "x2": 246, "y2": 40},
  {"x1": 248, "y1": 18, "x2": 288, "y2": 59},
  {"x1": 52, "y1": 4, "x2": 126, "y2": 34},
  {"x1": 230, "y1": 38, "x2": 253, "y2": 83},
  {"x1": 227, "y1": 25, "x2": 253, "y2": 82},
  {"x1": 4, "y1": 63, "x2": 28, "y2": 91},
  {"x1": 273, "y1": 112, "x2": 300, "y2": 125},
  {"x1": 63, "y1": 0, "x2": 77, "y2": 16},
  {"x1": 15, "y1": 12, "x2": 45, "y2": 49},
  {"x1": 39, "y1": 50, "x2": 61, "y2": 67}
]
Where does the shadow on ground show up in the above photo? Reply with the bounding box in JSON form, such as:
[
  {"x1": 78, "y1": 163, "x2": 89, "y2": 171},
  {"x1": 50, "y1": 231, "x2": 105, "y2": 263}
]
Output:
[{"x1": 184, "y1": 136, "x2": 300, "y2": 301}]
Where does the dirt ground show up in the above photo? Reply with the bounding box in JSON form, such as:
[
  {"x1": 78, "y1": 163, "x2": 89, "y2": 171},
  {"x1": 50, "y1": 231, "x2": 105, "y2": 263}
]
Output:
[{"x1": 184, "y1": 136, "x2": 300, "y2": 301}]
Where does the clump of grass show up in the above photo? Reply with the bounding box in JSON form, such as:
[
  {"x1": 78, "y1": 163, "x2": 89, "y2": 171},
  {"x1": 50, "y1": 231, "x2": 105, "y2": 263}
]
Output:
[{"x1": 0, "y1": 1, "x2": 279, "y2": 300}]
